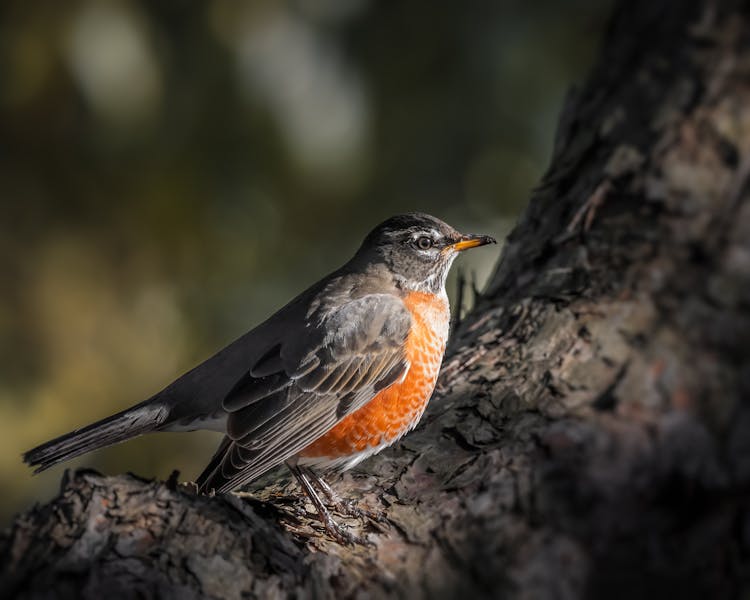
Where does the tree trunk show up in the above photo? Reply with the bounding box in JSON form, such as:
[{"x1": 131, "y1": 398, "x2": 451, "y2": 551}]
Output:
[{"x1": 3, "y1": 1, "x2": 749, "y2": 598}]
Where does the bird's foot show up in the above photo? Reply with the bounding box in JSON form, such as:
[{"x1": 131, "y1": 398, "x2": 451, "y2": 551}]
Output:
[
  {"x1": 287, "y1": 463, "x2": 377, "y2": 545},
  {"x1": 330, "y1": 498, "x2": 388, "y2": 529},
  {"x1": 308, "y1": 473, "x2": 388, "y2": 528},
  {"x1": 315, "y1": 507, "x2": 372, "y2": 546}
]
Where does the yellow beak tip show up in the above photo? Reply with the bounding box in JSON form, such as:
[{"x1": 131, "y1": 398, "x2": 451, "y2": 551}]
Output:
[{"x1": 451, "y1": 235, "x2": 496, "y2": 252}]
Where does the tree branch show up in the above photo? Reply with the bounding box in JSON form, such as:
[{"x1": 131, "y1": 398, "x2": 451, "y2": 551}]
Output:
[{"x1": 3, "y1": 0, "x2": 750, "y2": 597}]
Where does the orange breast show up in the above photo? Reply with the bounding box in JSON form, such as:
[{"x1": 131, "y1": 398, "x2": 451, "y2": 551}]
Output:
[{"x1": 299, "y1": 291, "x2": 449, "y2": 459}]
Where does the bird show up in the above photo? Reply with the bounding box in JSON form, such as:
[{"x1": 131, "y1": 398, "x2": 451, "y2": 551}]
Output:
[{"x1": 23, "y1": 213, "x2": 496, "y2": 542}]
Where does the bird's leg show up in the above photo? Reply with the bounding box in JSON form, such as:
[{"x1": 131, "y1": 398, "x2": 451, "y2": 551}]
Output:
[
  {"x1": 302, "y1": 467, "x2": 387, "y2": 526},
  {"x1": 301, "y1": 467, "x2": 343, "y2": 505},
  {"x1": 286, "y1": 463, "x2": 363, "y2": 545}
]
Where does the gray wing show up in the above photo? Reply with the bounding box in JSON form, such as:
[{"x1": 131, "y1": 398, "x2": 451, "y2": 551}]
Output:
[{"x1": 196, "y1": 293, "x2": 411, "y2": 493}]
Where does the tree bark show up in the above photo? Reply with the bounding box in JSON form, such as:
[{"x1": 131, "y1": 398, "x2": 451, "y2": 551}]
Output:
[{"x1": 3, "y1": 1, "x2": 750, "y2": 598}]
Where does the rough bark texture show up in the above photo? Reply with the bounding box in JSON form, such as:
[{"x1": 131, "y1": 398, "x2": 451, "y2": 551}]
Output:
[{"x1": 3, "y1": 0, "x2": 750, "y2": 598}]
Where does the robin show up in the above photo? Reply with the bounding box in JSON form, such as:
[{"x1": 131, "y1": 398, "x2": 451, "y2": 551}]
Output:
[{"x1": 24, "y1": 213, "x2": 495, "y2": 542}]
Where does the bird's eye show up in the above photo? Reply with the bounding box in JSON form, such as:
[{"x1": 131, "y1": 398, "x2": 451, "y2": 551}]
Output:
[{"x1": 415, "y1": 236, "x2": 433, "y2": 250}]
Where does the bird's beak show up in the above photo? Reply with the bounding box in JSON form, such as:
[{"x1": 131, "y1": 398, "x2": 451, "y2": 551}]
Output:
[{"x1": 448, "y1": 233, "x2": 497, "y2": 252}]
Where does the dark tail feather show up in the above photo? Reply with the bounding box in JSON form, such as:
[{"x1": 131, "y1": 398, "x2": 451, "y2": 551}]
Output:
[{"x1": 23, "y1": 401, "x2": 170, "y2": 473}]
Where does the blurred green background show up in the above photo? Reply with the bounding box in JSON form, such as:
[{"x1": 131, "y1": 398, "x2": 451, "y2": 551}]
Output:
[{"x1": 0, "y1": 0, "x2": 612, "y2": 525}]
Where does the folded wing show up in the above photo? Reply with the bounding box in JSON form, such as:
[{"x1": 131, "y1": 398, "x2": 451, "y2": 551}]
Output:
[{"x1": 196, "y1": 293, "x2": 411, "y2": 493}]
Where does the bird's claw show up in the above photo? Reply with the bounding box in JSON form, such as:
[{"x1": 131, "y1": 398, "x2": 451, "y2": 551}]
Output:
[{"x1": 332, "y1": 500, "x2": 388, "y2": 527}]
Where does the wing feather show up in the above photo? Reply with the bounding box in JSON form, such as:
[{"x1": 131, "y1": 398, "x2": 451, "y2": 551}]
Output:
[{"x1": 196, "y1": 293, "x2": 412, "y2": 493}]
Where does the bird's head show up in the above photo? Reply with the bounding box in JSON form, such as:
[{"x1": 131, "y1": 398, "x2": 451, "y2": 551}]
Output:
[{"x1": 355, "y1": 213, "x2": 496, "y2": 293}]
